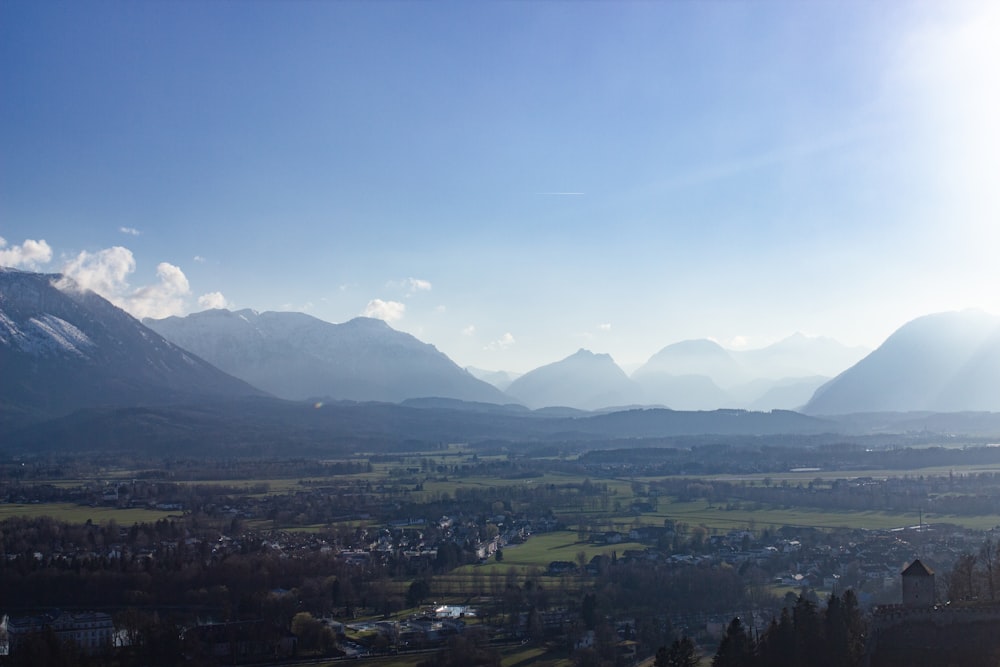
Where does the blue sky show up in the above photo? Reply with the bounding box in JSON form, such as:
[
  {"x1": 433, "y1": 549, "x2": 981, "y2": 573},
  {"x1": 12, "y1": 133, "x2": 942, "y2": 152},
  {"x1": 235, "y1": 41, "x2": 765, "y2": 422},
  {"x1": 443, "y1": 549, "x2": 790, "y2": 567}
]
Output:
[{"x1": 2, "y1": 1, "x2": 998, "y2": 372}]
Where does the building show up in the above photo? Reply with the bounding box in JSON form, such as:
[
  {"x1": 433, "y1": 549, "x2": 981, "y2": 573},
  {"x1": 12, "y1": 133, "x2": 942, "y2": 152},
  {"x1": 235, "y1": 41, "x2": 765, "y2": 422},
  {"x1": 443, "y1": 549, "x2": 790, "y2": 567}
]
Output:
[
  {"x1": 6, "y1": 611, "x2": 115, "y2": 656},
  {"x1": 901, "y1": 559, "x2": 935, "y2": 607}
]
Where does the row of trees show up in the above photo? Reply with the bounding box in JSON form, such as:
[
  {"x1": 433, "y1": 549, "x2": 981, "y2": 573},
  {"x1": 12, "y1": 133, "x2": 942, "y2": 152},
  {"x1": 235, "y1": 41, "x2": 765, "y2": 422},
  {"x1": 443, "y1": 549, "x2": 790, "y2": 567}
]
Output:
[{"x1": 711, "y1": 592, "x2": 865, "y2": 667}]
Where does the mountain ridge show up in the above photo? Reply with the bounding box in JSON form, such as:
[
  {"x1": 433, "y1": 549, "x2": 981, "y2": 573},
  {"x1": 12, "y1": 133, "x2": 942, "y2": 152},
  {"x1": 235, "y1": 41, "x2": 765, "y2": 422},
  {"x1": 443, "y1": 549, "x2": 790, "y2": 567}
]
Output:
[
  {"x1": 144, "y1": 308, "x2": 508, "y2": 404},
  {"x1": 803, "y1": 310, "x2": 1000, "y2": 414},
  {"x1": 0, "y1": 268, "x2": 264, "y2": 427}
]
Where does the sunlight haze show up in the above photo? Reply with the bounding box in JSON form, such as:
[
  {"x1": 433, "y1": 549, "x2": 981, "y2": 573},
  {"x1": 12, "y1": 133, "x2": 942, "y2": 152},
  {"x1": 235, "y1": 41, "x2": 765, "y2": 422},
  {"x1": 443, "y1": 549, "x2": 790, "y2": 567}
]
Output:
[{"x1": 2, "y1": 0, "x2": 998, "y2": 373}]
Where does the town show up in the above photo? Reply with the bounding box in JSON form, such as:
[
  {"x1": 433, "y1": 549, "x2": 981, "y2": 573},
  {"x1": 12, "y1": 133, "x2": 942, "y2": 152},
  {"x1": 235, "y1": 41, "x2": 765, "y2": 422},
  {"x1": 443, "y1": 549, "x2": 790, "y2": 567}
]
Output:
[{"x1": 4, "y1": 447, "x2": 1000, "y2": 665}]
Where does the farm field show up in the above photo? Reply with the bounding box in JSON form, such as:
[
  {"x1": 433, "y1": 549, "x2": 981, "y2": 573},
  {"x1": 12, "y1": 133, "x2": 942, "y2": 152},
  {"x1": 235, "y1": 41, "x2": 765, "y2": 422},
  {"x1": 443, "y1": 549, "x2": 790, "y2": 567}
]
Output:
[
  {"x1": 640, "y1": 500, "x2": 1000, "y2": 532},
  {"x1": 0, "y1": 501, "x2": 177, "y2": 524}
]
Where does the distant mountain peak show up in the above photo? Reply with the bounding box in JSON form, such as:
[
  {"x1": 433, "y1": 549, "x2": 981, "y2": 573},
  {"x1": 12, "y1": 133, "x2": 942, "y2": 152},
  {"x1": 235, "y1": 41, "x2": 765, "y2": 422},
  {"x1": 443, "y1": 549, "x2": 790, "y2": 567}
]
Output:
[
  {"x1": 145, "y1": 308, "x2": 507, "y2": 404},
  {"x1": 505, "y1": 348, "x2": 639, "y2": 410},
  {"x1": 569, "y1": 348, "x2": 614, "y2": 361}
]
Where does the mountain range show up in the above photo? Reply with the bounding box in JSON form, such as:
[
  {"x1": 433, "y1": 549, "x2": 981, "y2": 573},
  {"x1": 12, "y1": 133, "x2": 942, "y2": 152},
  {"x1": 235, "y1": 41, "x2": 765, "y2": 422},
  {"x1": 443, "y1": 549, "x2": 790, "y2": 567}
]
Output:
[
  {"x1": 143, "y1": 308, "x2": 507, "y2": 404},
  {"x1": 0, "y1": 268, "x2": 263, "y2": 428},
  {"x1": 500, "y1": 336, "x2": 865, "y2": 412},
  {"x1": 3, "y1": 268, "x2": 1000, "y2": 448}
]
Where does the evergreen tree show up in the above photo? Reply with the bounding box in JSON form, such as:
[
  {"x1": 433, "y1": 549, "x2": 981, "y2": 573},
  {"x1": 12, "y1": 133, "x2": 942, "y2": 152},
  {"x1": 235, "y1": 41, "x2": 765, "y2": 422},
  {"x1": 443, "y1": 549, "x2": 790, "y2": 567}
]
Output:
[
  {"x1": 659, "y1": 635, "x2": 698, "y2": 667},
  {"x1": 713, "y1": 617, "x2": 754, "y2": 667},
  {"x1": 792, "y1": 595, "x2": 821, "y2": 667}
]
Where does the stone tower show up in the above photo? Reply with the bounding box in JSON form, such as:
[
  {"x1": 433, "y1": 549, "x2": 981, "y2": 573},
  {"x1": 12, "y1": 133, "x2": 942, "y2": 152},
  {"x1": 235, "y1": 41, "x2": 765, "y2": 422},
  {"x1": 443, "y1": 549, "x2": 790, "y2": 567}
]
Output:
[{"x1": 901, "y1": 559, "x2": 935, "y2": 607}]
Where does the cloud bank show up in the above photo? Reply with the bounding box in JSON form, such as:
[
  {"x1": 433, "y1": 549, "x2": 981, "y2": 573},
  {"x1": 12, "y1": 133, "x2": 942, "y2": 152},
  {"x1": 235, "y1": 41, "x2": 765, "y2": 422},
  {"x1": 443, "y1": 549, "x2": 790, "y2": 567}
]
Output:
[
  {"x1": 0, "y1": 237, "x2": 53, "y2": 269},
  {"x1": 198, "y1": 292, "x2": 230, "y2": 310},
  {"x1": 56, "y1": 246, "x2": 194, "y2": 319}
]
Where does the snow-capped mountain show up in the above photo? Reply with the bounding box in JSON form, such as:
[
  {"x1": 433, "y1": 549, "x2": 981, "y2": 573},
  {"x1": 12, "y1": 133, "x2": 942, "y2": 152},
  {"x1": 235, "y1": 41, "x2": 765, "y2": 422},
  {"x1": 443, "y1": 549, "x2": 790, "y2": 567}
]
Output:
[
  {"x1": 0, "y1": 268, "x2": 264, "y2": 422},
  {"x1": 144, "y1": 308, "x2": 509, "y2": 404}
]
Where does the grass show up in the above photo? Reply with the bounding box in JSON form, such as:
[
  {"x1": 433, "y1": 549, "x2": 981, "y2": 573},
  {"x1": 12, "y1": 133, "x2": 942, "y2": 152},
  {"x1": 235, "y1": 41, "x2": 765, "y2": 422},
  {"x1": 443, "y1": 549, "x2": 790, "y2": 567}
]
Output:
[
  {"x1": 501, "y1": 643, "x2": 572, "y2": 667},
  {"x1": 0, "y1": 502, "x2": 178, "y2": 524},
  {"x1": 642, "y1": 499, "x2": 1000, "y2": 532}
]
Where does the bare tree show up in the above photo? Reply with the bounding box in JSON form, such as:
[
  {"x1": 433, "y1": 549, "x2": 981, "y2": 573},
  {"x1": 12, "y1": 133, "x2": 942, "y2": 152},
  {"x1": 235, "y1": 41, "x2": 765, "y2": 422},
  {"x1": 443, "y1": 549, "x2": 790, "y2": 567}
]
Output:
[
  {"x1": 947, "y1": 553, "x2": 979, "y2": 601},
  {"x1": 980, "y1": 538, "x2": 997, "y2": 601}
]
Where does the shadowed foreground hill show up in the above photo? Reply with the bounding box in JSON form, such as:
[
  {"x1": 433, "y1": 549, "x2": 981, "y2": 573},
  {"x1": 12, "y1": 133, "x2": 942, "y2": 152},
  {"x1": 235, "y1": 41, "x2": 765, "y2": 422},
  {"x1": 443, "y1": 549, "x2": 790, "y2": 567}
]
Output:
[{"x1": 2, "y1": 399, "x2": 839, "y2": 457}]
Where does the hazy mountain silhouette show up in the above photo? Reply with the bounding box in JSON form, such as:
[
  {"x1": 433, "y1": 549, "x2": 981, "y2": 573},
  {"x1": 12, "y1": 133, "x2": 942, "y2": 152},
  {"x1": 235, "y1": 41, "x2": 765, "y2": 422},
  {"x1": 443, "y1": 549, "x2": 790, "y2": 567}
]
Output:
[
  {"x1": 634, "y1": 339, "x2": 747, "y2": 387},
  {"x1": 466, "y1": 366, "x2": 521, "y2": 391},
  {"x1": 0, "y1": 268, "x2": 263, "y2": 426},
  {"x1": 803, "y1": 310, "x2": 1000, "y2": 414},
  {"x1": 628, "y1": 336, "x2": 860, "y2": 410},
  {"x1": 733, "y1": 332, "x2": 869, "y2": 379},
  {"x1": 504, "y1": 349, "x2": 643, "y2": 410},
  {"x1": 145, "y1": 308, "x2": 508, "y2": 404},
  {"x1": 741, "y1": 376, "x2": 828, "y2": 411}
]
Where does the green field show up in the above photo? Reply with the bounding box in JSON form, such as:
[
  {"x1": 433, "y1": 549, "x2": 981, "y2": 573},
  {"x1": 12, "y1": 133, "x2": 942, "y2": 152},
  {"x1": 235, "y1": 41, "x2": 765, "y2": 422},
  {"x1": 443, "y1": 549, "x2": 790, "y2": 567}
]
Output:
[
  {"x1": 639, "y1": 499, "x2": 1000, "y2": 532},
  {"x1": 0, "y1": 502, "x2": 178, "y2": 524}
]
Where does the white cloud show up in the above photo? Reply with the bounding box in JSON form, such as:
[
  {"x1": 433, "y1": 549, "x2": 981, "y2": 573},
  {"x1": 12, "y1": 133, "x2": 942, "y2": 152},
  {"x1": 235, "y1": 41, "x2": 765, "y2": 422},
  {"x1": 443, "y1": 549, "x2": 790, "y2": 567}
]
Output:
[
  {"x1": 485, "y1": 332, "x2": 516, "y2": 351},
  {"x1": 58, "y1": 247, "x2": 191, "y2": 319},
  {"x1": 407, "y1": 277, "x2": 432, "y2": 293},
  {"x1": 59, "y1": 246, "x2": 136, "y2": 295},
  {"x1": 198, "y1": 291, "x2": 230, "y2": 310},
  {"x1": 0, "y1": 237, "x2": 53, "y2": 269},
  {"x1": 461, "y1": 324, "x2": 476, "y2": 336},
  {"x1": 193, "y1": 255, "x2": 206, "y2": 263},
  {"x1": 598, "y1": 322, "x2": 612, "y2": 331},
  {"x1": 119, "y1": 226, "x2": 140, "y2": 236},
  {"x1": 388, "y1": 277, "x2": 433, "y2": 296},
  {"x1": 122, "y1": 262, "x2": 191, "y2": 319},
  {"x1": 435, "y1": 304, "x2": 447, "y2": 313},
  {"x1": 363, "y1": 299, "x2": 405, "y2": 322}
]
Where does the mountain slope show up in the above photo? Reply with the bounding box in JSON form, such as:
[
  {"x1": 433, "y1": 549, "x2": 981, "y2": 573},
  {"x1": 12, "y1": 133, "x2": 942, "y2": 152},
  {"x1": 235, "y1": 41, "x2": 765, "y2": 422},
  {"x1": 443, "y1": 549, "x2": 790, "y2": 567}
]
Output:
[
  {"x1": 504, "y1": 349, "x2": 642, "y2": 410},
  {"x1": 0, "y1": 268, "x2": 264, "y2": 425},
  {"x1": 734, "y1": 333, "x2": 869, "y2": 379},
  {"x1": 633, "y1": 339, "x2": 747, "y2": 387},
  {"x1": 803, "y1": 310, "x2": 1000, "y2": 414},
  {"x1": 145, "y1": 309, "x2": 508, "y2": 404}
]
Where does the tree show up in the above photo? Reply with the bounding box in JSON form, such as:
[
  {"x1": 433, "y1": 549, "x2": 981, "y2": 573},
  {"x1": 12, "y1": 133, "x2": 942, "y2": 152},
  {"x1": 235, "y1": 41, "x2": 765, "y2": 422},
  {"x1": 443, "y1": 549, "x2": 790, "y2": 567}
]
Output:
[
  {"x1": 407, "y1": 577, "x2": 432, "y2": 608},
  {"x1": 713, "y1": 617, "x2": 753, "y2": 667},
  {"x1": 792, "y1": 594, "x2": 821, "y2": 667},
  {"x1": 980, "y1": 537, "x2": 997, "y2": 601},
  {"x1": 292, "y1": 612, "x2": 335, "y2": 655},
  {"x1": 947, "y1": 552, "x2": 979, "y2": 601},
  {"x1": 656, "y1": 635, "x2": 698, "y2": 667},
  {"x1": 526, "y1": 606, "x2": 544, "y2": 641},
  {"x1": 581, "y1": 592, "x2": 598, "y2": 631}
]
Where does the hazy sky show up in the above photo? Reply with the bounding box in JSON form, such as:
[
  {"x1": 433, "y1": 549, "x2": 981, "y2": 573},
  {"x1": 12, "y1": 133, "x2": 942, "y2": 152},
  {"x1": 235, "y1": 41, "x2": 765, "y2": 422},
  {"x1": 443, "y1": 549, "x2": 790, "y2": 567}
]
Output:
[{"x1": 2, "y1": 1, "x2": 998, "y2": 373}]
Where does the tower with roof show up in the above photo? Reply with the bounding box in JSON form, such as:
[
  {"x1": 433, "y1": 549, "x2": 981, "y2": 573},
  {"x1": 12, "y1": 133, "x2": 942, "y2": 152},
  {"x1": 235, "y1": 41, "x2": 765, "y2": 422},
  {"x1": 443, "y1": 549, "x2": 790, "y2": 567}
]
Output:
[{"x1": 901, "y1": 559, "x2": 935, "y2": 607}]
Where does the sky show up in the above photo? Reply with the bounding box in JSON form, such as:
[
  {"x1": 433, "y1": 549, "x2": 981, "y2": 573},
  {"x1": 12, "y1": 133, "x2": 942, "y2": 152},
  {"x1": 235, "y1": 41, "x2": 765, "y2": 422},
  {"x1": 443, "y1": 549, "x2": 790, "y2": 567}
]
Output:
[{"x1": 2, "y1": 1, "x2": 998, "y2": 373}]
